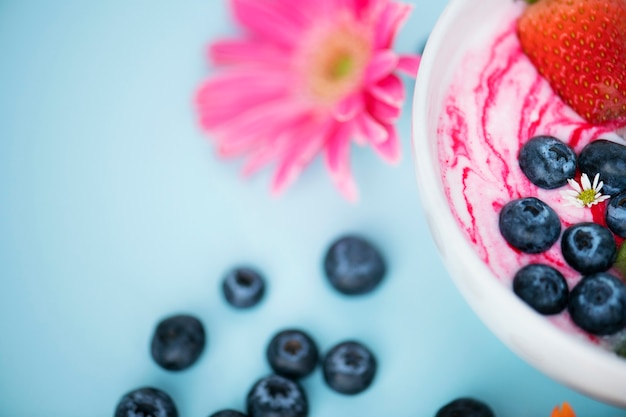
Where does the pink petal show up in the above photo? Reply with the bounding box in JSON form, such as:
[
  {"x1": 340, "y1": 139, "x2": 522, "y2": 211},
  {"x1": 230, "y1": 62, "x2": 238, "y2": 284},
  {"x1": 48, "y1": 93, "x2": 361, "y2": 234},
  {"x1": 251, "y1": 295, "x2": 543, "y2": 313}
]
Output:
[
  {"x1": 325, "y1": 122, "x2": 359, "y2": 201},
  {"x1": 230, "y1": 0, "x2": 305, "y2": 48},
  {"x1": 214, "y1": 99, "x2": 309, "y2": 157},
  {"x1": 396, "y1": 54, "x2": 421, "y2": 77},
  {"x1": 334, "y1": 0, "x2": 382, "y2": 14},
  {"x1": 271, "y1": 118, "x2": 333, "y2": 194},
  {"x1": 354, "y1": 112, "x2": 388, "y2": 144},
  {"x1": 332, "y1": 92, "x2": 364, "y2": 122},
  {"x1": 364, "y1": 50, "x2": 398, "y2": 85},
  {"x1": 209, "y1": 38, "x2": 290, "y2": 67},
  {"x1": 368, "y1": 73, "x2": 404, "y2": 106},
  {"x1": 242, "y1": 146, "x2": 276, "y2": 176},
  {"x1": 374, "y1": 2, "x2": 413, "y2": 49},
  {"x1": 366, "y1": 94, "x2": 401, "y2": 123},
  {"x1": 195, "y1": 70, "x2": 289, "y2": 130},
  {"x1": 371, "y1": 123, "x2": 401, "y2": 163}
]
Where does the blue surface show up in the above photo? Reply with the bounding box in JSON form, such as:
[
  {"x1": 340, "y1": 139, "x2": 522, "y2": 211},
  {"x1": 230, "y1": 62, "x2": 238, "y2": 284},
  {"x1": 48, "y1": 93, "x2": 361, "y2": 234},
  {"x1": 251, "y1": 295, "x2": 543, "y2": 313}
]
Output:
[{"x1": 1, "y1": 1, "x2": 625, "y2": 416}]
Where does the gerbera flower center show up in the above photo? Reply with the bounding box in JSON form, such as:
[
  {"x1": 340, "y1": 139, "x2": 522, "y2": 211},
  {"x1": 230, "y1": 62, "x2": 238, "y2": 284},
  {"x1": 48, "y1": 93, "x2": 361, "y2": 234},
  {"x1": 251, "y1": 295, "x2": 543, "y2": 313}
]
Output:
[{"x1": 301, "y1": 25, "x2": 372, "y2": 105}]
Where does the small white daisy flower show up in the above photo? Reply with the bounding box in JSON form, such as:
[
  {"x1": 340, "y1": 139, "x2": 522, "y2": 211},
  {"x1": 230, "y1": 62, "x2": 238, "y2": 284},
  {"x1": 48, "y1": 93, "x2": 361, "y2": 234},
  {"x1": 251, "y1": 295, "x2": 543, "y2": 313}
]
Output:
[{"x1": 561, "y1": 173, "x2": 611, "y2": 208}]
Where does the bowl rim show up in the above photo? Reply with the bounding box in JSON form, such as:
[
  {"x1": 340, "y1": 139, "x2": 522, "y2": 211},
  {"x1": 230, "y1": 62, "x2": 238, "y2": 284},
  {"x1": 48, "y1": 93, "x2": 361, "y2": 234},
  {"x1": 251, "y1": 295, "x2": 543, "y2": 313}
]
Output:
[{"x1": 410, "y1": 0, "x2": 626, "y2": 407}]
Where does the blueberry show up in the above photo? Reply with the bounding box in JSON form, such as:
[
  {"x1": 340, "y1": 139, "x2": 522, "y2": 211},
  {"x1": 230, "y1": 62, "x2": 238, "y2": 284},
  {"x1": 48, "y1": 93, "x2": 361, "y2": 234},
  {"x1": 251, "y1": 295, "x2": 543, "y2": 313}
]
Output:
[
  {"x1": 246, "y1": 374, "x2": 308, "y2": 417},
  {"x1": 498, "y1": 197, "x2": 561, "y2": 253},
  {"x1": 606, "y1": 191, "x2": 626, "y2": 238},
  {"x1": 150, "y1": 314, "x2": 206, "y2": 371},
  {"x1": 568, "y1": 272, "x2": 626, "y2": 335},
  {"x1": 115, "y1": 387, "x2": 178, "y2": 417},
  {"x1": 578, "y1": 139, "x2": 626, "y2": 196},
  {"x1": 513, "y1": 264, "x2": 569, "y2": 315},
  {"x1": 616, "y1": 243, "x2": 626, "y2": 279},
  {"x1": 222, "y1": 266, "x2": 266, "y2": 309},
  {"x1": 518, "y1": 135, "x2": 577, "y2": 189},
  {"x1": 435, "y1": 398, "x2": 495, "y2": 417},
  {"x1": 322, "y1": 340, "x2": 377, "y2": 395},
  {"x1": 561, "y1": 223, "x2": 617, "y2": 274},
  {"x1": 266, "y1": 329, "x2": 319, "y2": 379},
  {"x1": 323, "y1": 235, "x2": 386, "y2": 295},
  {"x1": 209, "y1": 411, "x2": 247, "y2": 417}
]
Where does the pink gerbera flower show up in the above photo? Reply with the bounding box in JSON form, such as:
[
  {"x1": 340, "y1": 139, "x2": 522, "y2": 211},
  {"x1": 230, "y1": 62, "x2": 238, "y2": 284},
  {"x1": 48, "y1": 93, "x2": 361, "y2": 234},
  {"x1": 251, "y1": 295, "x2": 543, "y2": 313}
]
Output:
[{"x1": 196, "y1": 0, "x2": 420, "y2": 200}]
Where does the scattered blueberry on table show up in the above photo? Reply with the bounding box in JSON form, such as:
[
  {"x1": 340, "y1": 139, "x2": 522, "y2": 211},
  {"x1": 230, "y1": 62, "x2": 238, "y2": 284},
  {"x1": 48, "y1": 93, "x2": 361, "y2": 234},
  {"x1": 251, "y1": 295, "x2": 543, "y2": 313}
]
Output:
[
  {"x1": 115, "y1": 387, "x2": 178, "y2": 417},
  {"x1": 222, "y1": 266, "x2": 266, "y2": 309},
  {"x1": 209, "y1": 410, "x2": 248, "y2": 417},
  {"x1": 435, "y1": 397, "x2": 495, "y2": 417},
  {"x1": 266, "y1": 329, "x2": 319, "y2": 380},
  {"x1": 150, "y1": 314, "x2": 206, "y2": 371},
  {"x1": 323, "y1": 235, "x2": 387, "y2": 295},
  {"x1": 322, "y1": 340, "x2": 377, "y2": 395},
  {"x1": 246, "y1": 374, "x2": 308, "y2": 417}
]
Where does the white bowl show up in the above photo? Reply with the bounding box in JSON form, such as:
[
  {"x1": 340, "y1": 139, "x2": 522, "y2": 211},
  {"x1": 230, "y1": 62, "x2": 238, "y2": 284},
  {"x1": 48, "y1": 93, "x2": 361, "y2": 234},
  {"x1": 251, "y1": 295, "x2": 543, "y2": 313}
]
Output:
[{"x1": 411, "y1": 0, "x2": 626, "y2": 407}]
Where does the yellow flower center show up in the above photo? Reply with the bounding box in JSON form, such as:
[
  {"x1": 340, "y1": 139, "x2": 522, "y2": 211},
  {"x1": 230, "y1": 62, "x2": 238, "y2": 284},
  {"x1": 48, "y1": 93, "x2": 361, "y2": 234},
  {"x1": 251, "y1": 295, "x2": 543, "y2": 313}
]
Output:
[
  {"x1": 578, "y1": 189, "x2": 597, "y2": 206},
  {"x1": 299, "y1": 23, "x2": 372, "y2": 105},
  {"x1": 330, "y1": 54, "x2": 354, "y2": 80}
]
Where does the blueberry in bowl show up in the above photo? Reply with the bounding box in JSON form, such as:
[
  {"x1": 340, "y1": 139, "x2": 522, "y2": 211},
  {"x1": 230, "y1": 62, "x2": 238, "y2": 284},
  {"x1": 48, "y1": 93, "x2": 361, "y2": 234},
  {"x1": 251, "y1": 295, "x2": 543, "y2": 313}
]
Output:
[
  {"x1": 560, "y1": 223, "x2": 617, "y2": 275},
  {"x1": 518, "y1": 135, "x2": 577, "y2": 189},
  {"x1": 606, "y1": 191, "x2": 626, "y2": 238},
  {"x1": 578, "y1": 139, "x2": 626, "y2": 196},
  {"x1": 513, "y1": 264, "x2": 568, "y2": 315},
  {"x1": 498, "y1": 197, "x2": 561, "y2": 254},
  {"x1": 568, "y1": 272, "x2": 626, "y2": 336}
]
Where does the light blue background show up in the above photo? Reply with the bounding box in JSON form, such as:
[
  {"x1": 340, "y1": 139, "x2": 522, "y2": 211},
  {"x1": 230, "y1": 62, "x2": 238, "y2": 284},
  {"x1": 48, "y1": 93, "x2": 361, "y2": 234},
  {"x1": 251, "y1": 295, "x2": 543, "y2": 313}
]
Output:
[{"x1": 1, "y1": 1, "x2": 625, "y2": 416}]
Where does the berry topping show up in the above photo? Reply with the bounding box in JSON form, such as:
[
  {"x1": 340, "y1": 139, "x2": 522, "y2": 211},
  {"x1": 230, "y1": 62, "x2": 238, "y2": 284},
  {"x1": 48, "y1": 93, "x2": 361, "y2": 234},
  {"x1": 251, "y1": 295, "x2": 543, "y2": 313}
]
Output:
[
  {"x1": 561, "y1": 173, "x2": 610, "y2": 208},
  {"x1": 323, "y1": 235, "x2": 386, "y2": 295},
  {"x1": 561, "y1": 223, "x2": 617, "y2": 274},
  {"x1": 578, "y1": 140, "x2": 626, "y2": 196},
  {"x1": 517, "y1": 0, "x2": 626, "y2": 127},
  {"x1": 518, "y1": 135, "x2": 577, "y2": 189},
  {"x1": 435, "y1": 398, "x2": 495, "y2": 417},
  {"x1": 606, "y1": 191, "x2": 626, "y2": 237},
  {"x1": 568, "y1": 272, "x2": 626, "y2": 335},
  {"x1": 222, "y1": 266, "x2": 266, "y2": 309},
  {"x1": 115, "y1": 387, "x2": 178, "y2": 417},
  {"x1": 322, "y1": 340, "x2": 377, "y2": 395},
  {"x1": 266, "y1": 329, "x2": 319, "y2": 380},
  {"x1": 513, "y1": 264, "x2": 569, "y2": 315},
  {"x1": 498, "y1": 197, "x2": 561, "y2": 253},
  {"x1": 616, "y1": 242, "x2": 626, "y2": 279},
  {"x1": 150, "y1": 314, "x2": 206, "y2": 371},
  {"x1": 246, "y1": 374, "x2": 308, "y2": 417}
]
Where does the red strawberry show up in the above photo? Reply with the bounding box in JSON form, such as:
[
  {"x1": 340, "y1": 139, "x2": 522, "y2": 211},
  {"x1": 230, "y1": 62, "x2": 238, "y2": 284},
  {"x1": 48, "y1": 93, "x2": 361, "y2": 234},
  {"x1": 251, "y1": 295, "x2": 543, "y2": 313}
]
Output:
[{"x1": 517, "y1": 0, "x2": 626, "y2": 128}]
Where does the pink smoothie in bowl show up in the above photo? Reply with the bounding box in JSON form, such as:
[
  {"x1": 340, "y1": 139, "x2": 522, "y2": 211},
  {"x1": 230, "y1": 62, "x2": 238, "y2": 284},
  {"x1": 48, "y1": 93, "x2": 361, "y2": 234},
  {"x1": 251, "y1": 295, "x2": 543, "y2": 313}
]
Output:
[{"x1": 412, "y1": 0, "x2": 626, "y2": 407}]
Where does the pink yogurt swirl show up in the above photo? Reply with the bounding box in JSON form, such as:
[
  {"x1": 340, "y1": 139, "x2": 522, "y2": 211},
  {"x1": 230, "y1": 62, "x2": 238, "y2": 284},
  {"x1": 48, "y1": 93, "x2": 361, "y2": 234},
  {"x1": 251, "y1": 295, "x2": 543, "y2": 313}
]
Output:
[{"x1": 437, "y1": 10, "x2": 624, "y2": 345}]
